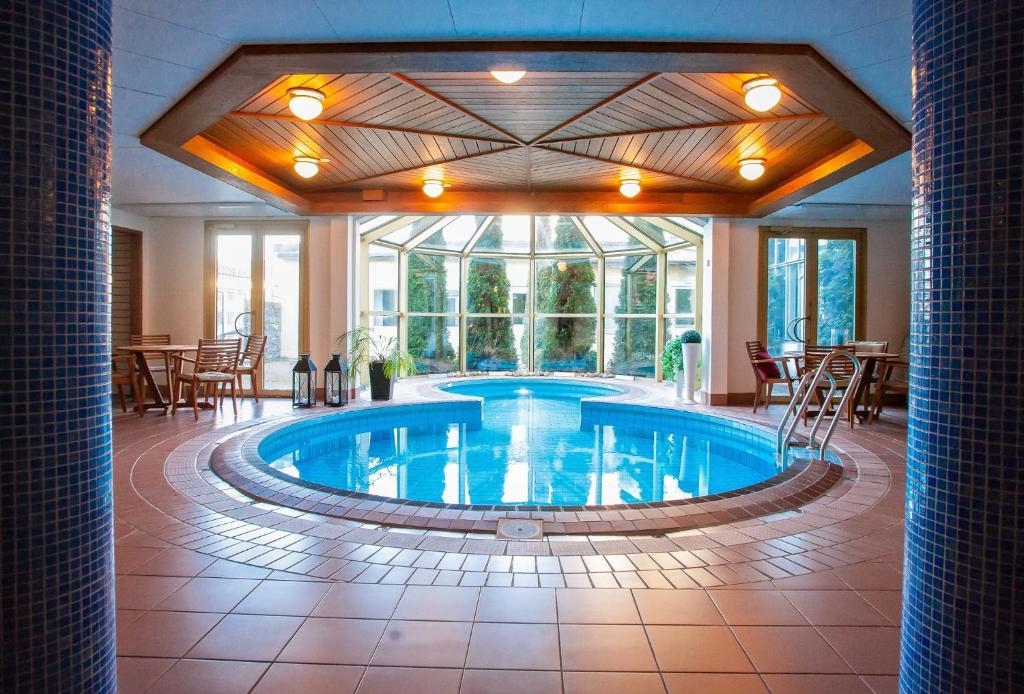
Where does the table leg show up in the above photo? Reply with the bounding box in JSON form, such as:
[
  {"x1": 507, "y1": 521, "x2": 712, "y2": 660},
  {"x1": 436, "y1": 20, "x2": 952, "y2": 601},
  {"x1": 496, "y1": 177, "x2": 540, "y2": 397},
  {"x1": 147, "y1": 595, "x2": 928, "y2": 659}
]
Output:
[
  {"x1": 851, "y1": 357, "x2": 878, "y2": 424},
  {"x1": 132, "y1": 352, "x2": 167, "y2": 415}
]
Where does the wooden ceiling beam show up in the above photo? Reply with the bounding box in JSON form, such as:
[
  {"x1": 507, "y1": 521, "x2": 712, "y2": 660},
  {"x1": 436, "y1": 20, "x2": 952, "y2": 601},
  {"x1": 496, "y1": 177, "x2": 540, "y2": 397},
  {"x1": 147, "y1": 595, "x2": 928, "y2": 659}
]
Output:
[
  {"x1": 391, "y1": 73, "x2": 528, "y2": 146},
  {"x1": 528, "y1": 73, "x2": 660, "y2": 145},
  {"x1": 535, "y1": 145, "x2": 737, "y2": 192},
  {"x1": 228, "y1": 111, "x2": 518, "y2": 145},
  {"x1": 540, "y1": 112, "x2": 825, "y2": 144}
]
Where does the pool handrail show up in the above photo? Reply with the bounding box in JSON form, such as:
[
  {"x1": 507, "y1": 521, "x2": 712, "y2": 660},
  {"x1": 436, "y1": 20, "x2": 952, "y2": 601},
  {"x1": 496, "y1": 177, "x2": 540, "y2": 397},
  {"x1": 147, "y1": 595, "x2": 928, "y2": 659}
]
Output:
[{"x1": 777, "y1": 350, "x2": 862, "y2": 462}]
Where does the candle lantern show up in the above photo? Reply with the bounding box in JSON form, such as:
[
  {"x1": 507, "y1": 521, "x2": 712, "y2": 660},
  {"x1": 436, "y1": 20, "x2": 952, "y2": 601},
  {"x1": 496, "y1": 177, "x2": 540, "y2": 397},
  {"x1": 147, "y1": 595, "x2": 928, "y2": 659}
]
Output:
[
  {"x1": 324, "y1": 352, "x2": 348, "y2": 407},
  {"x1": 292, "y1": 353, "x2": 316, "y2": 407}
]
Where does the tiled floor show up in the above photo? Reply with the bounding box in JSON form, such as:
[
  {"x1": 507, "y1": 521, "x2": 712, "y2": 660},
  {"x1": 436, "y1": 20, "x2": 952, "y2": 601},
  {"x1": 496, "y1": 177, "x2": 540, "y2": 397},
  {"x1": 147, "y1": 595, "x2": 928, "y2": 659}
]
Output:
[{"x1": 113, "y1": 382, "x2": 907, "y2": 693}]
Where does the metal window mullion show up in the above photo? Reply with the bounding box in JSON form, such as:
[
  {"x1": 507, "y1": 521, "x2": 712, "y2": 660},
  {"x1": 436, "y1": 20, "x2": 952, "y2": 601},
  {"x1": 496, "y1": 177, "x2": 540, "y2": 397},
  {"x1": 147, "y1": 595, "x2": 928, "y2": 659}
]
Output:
[
  {"x1": 655, "y1": 251, "x2": 666, "y2": 381},
  {"x1": 597, "y1": 255, "x2": 605, "y2": 373},
  {"x1": 404, "y1": 216, "x2": 457, "y2": 252},
  {"x1": 528, "y1": 215, "x2": 536, "y2": 372},
  {"x1": 363, "y1": 215, "x2": 424, "y2": 244},
  {"x1": 398, "y1": 250, "x2": 408, "y2": 355},
  {"x1": 459, "y1": 254, "x2": 468, "y2": 372},
  {"x1": 462, "y1": 215, "x2": 494, "y2": 256},
  {"x1": 607, "y1": 216, "x2": 661, "y2": 252},
  {"x1": 570, "y1": 216, "x2": 603, "y2": 258}
]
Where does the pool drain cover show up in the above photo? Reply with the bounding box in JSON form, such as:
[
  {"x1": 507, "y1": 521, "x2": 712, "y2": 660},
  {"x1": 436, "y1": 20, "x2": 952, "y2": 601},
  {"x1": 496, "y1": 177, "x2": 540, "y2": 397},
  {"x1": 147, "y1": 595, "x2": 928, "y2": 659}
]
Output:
[{"x1": 496, "y1": 518, "x2": 544, "y2": 541}]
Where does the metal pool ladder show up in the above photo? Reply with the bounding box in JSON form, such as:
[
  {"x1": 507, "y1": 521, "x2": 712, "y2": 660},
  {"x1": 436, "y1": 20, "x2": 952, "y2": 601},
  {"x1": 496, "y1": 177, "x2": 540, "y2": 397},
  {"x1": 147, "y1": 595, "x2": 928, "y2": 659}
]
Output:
[{"x1": 776, "y1": 350, "x2": 862, "y2": 463}]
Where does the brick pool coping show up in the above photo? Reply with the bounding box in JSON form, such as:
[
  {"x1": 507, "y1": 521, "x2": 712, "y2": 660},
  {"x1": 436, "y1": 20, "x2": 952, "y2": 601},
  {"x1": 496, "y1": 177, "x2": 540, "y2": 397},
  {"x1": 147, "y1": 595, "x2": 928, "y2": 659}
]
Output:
[{"x1": 207, "y1": 377, "x2": 846, "y2": 535}]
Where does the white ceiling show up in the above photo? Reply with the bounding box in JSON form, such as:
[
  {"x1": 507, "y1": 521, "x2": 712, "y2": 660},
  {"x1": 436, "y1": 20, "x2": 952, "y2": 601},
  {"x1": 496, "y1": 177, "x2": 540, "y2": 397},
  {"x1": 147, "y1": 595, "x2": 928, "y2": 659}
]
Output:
[{"x1": 111, "y1": 0, "x2": 912, "y2": 215}]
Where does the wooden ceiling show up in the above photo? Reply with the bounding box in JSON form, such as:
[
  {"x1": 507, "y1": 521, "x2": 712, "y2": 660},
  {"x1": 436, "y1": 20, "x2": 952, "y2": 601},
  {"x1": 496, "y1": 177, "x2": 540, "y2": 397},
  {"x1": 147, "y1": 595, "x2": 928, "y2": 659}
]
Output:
[{"x1": 141, "y1": 42, "x2": 910, "y2": 216}]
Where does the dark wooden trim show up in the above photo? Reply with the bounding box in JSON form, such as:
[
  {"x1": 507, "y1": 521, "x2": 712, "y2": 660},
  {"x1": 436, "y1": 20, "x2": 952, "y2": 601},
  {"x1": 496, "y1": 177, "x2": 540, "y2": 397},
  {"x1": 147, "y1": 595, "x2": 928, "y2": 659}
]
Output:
[{"x1": 112, "y1": 226, "x2": 143, "y2": 336}]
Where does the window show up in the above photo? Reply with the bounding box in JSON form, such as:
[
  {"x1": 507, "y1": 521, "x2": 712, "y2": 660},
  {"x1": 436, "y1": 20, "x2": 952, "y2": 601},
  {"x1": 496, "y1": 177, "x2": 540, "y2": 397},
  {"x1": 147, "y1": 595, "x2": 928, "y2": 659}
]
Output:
[{"x1": 358, "y1": 215, "x2": 704, "y2": 379}]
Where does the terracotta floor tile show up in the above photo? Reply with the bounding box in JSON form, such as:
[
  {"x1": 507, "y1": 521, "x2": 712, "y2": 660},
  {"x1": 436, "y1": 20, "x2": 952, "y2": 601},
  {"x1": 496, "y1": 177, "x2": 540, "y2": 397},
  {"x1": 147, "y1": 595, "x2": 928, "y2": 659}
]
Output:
[
  {"x1": 663, "y1": 673, "x2": 768, "y2": 694},
  {"x1": 116, "y1": 657, "x2": 175, "y2": 694},
  {"x1": 466, "y1": 622, "x2": 561, "y2": 670},
  {"x1": 278, "y1": 617, "x2": 387, "y2": 665},
  {"x1": 132, "y1": 548, "x2": 217, "y2": 577},
  {"x1": 147, "y1": 658, "x2": 268, "y2": 694},
  {"x1": 633, "y1": 589, "x2": 725, "y2": 625},
  {"x1": 710, "y1": 590, "x2": 808, "y2": 625},
  {"x1": 355, "y1": 667, "x2": 462, "y2": 694},
  {"x1": 370, "y1": 620, "x2": 472, "y2": 668},
  {"x1": 115, "y1": 545, "x2": 166, "y2": 574},
  {"x1": 154, "y1": 576, "x2": 260, "y2": 612},
  {"x1": 199, "y1": 558, "x2": 273, "y2": 579},
  {"x1": 116, "y1": 609, "x2": 146, "y2": 628},
  {"x1": 232, "y1": 579, "x2": 332, "y2": 616},
  {"x1": 461, "y1": 669, "x2": 562, "y2": 694},
  {"x1": 115, "y1": 575, "x2": 190, "y2": 610},
  {"x1": 476, "y1": 587, "x2": 557, "y2": 623},
  {"x1": 760, "y1": 674, "x2": 872, "y2": 693},
  {"x1": 116, "y1": 610, "x2": 222, "y2": 657},
  {"x1": 312, "y1": 583, "x2": 406, "y2": 619},
  {"x1": 857, "y1": 591, "x2": 903, "y2": 624},
  {"x1": 861, "y1": 674, "x2": 900, "y2": 693},
  {"x1": 559, "y1": 625, "x2": 657, "y2": 672},
  {"x1": 732, "y1": 626, "x2": 851, "y2": 674},
  {"x1": 251, "y1": 663, "x2": 363, "y2": 694},
  {"x1": 771, "y1": 571, "x2": 850, "y2": 590},
  {"x1": 391, "y1": 585, "x2": 479, "y2": 621},
  {"x1": 783, "y1": 591, "x2": 891, "y2": 626},
  {"x1": 562, "y1": 671, "x2": 666, "y2": 694},
  {"x1": 833, "y1": 563, "x2": 904, "y2": 590},
  {"x1": 556, "y1": 588, "x2": 641, "y2": 624},
  {"x1": 818, "y1": 626, "x2": 901, "y2": 675},
  {"x1": 646, "y1": 625, "x2": 753, "y2": 672},
  {"x1": 187, "y1": 613, "x2": 302, "y2": 661}
]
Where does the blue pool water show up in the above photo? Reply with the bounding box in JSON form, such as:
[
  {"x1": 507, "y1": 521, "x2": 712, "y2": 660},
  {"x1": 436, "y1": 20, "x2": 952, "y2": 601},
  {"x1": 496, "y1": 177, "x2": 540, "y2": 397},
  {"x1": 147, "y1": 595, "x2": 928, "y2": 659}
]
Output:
[{"x1": 260, "y1": 380, "x2": 781, "y2": 507}]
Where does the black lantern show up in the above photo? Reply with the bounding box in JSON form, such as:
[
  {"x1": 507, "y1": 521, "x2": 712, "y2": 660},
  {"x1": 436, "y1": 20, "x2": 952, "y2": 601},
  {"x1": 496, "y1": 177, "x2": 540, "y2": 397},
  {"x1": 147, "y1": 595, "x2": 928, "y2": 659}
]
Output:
[
  {"x1": 324, "y1": 352, "x2": 348, "y2": 407},
  {"x1": 292, "y1": 353, "x2": 316, "y2": 407}
]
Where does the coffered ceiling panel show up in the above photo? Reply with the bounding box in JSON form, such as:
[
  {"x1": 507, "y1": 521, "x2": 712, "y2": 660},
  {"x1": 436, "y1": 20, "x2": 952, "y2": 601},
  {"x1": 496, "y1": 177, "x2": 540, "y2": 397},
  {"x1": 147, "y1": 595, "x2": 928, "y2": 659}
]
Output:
[{"x1": 141, "y1": 42, "x2": 910, "y2": 216}]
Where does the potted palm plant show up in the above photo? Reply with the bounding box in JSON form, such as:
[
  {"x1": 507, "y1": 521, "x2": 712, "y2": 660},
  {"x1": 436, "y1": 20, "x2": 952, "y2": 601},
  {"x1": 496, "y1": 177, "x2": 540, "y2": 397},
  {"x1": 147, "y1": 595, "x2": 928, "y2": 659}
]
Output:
[{"x1": 338, "y1": 327, "x2": 416, "y2": 401}]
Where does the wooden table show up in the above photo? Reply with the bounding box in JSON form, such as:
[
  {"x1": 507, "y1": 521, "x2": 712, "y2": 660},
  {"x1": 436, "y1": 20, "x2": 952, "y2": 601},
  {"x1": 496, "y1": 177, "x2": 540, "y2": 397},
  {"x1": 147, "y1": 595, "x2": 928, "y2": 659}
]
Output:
[
  {"x1": 116, "y1": 344, "x2": 197, "y2": 415},
  {"x1": 786, "y1": 349, "x2": 900, "y2": 423}
]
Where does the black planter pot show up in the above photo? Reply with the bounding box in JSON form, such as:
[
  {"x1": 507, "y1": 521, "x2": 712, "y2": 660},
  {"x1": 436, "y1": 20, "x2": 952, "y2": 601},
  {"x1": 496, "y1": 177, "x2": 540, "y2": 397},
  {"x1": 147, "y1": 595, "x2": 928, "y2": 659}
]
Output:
[{"x1": 368, "y1": 361, "x2": 394, "y2": 400}]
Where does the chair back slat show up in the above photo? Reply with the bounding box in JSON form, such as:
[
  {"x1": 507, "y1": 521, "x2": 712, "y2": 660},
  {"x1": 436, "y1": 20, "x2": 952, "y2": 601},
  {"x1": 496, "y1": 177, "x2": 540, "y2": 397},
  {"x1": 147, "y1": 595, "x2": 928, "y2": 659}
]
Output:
[
  {"x1": 849, "y1": 340, "x2": 889, "y2": 353},
  {"x1": 745, "y1": 340, "x2": 765, "y2": 362},
  {"x1": 241, "y1": 335, "x2": 268, "y2": 367},
  {"x1": 130, "y1": 333, "x2": 171, "y2": 346},
  {"x1": 195, "y1": 338, "x2": 240, "y2": 373},
  {"x1": 804, "y1": 345, "x2": 856, "y2": 377}
]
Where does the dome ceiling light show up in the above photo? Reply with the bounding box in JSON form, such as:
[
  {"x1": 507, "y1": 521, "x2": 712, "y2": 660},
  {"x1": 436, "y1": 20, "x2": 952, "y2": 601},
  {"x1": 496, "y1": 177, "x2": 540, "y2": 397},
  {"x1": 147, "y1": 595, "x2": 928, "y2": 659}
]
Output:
[
  {"x1": 490, "y1": 69, "x2": 527, "y2": 84},
  {"x1": 619, "y1": 177, "x2": 641, "y2": 198},
  {"x1": 293, "y1": 156, "x2": 321, "y2": 178},
  {"x1": 738, "y1": 158, "x2": 767, "y2": 181},
  {"x1": 422, "y1": 179, "x2": 449, "y2": 198},
  {"x1": 287, "y1": 87, "x2": 325, "y2": 120},
  {"x1": 742, "y1": 77, "x2": 782, "y2": 112}
]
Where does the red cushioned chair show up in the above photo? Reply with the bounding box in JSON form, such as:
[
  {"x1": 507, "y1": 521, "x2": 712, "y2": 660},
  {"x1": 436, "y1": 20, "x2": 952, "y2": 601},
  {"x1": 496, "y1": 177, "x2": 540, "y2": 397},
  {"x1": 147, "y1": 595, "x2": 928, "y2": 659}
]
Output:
[{"x1": 745, "y1": 340, "x2": 797, "y2": 413}]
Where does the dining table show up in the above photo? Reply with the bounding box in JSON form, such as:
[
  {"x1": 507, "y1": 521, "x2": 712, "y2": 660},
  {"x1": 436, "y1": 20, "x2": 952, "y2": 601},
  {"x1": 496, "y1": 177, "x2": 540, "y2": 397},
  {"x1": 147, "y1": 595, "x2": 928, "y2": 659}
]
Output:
[
  {"x1": 785, "y1": 348, "x2": 900, "y2": 424},
  {"x1": 115, "y1": 344, "x2": 198, "y2": 415}
]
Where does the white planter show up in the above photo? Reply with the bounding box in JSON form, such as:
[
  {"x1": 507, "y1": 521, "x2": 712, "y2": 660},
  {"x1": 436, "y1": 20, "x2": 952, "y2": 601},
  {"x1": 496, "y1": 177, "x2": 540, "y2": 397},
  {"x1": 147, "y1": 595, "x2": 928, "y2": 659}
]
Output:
[
  {"x1": 681, "y1": 342, "x2": 700, "y2": 404},
  {"x1": 674, "y1": 370, "x2": 684, "y2": 399}
]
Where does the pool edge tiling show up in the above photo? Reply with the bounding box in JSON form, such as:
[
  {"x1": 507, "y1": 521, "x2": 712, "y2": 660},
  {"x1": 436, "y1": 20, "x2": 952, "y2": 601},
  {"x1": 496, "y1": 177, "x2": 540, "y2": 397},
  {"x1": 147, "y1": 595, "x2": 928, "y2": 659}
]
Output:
[{"x1": 207, "y1": 378, "x2": 845, "y2": 534}]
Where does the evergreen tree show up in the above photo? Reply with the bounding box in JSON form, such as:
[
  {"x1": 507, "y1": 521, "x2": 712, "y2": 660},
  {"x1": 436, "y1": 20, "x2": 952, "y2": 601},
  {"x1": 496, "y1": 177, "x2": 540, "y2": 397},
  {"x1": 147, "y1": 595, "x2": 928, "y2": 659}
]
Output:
[
  {"x1": 608, "y1": 255, "x2": 657, "y2": 374},
  {"x1": 407, "y1": 253, "x2": 456, "y2": 373},
  {"x1": 535, "y1": 222, "x2": 597, "y2": 371},
  {"x1": 465, "y1": 223, "x2": 518, "y2": 370}
]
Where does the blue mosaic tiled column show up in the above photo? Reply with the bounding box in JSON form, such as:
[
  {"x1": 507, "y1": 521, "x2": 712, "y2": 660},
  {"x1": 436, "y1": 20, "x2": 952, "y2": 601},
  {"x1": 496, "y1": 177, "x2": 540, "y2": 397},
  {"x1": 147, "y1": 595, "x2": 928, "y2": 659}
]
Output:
[
  {"x1": 904, "y1": 1, "x2": 1024, "y2": 690},
  {"x1": 0, "y1": 0, "x2": 115, "y2": 689}
]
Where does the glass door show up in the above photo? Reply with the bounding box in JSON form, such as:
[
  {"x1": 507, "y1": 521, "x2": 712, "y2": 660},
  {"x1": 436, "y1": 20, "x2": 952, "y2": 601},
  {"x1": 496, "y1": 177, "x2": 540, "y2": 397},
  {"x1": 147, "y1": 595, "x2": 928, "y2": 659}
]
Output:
[
  {"x1": 759, "y1": 226, "x2": 865, "y2": 354},
  {"x1": 206, "y1": 222, "x2": 308, "y2": 396}
]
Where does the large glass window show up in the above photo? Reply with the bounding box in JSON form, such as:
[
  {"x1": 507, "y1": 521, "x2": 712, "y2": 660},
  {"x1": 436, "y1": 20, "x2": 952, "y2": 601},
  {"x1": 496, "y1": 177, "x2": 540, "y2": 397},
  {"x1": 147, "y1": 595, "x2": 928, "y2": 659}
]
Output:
[{"x1": 359, "y1": 215, "x2": 704, "y2": 379}]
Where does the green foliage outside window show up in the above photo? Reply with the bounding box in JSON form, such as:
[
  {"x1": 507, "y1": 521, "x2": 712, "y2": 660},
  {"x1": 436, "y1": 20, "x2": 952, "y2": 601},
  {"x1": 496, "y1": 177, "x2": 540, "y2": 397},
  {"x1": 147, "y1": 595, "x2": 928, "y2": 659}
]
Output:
[
  {"x1": 466, "y1": 257, "x2": 519, "y2": 370},
  {"x1": 608, "y1": 255, "x2": 658, "y2": 375},
  {"x1": 407, "y1": 253, "x2": 456, "y2": 373},
  {"x1": 535, "y1": 221, "x2": 597, "y2": 371}
]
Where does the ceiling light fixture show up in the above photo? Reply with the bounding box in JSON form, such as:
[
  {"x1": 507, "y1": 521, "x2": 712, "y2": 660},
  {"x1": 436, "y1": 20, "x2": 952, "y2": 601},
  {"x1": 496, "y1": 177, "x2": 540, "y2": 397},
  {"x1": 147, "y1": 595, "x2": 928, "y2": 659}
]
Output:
[
  {"x1": 293, "y1": 156, "x2": 321, "y2": 178},
  {"x1": 619, "y1": 178, "x2": 642, "y2": 198},
  {"x1": 490, "y1": 69, "x2": 527, "y2": 84},
  {"x1": 287, "y1": 87, "x2": 325, "y2": 120},
  {"x1": 738, "y1": 158, "x2": 767, "y2": 181},
  {"x1": 422, "y1": 179, "x2": 448, "y2": 198},
  {"x1": 742, "y1": 77, "x2": 782, "y2": 112}
]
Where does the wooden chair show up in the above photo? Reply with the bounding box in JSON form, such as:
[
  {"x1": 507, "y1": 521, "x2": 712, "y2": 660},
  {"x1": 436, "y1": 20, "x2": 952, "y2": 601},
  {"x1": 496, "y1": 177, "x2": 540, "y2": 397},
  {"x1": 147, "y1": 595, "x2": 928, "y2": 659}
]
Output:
[
  {"x1": 745, "y1": 340, "x2": 797, "y2": 413},
  {"x1": 231, "y1": 334, "x2": 268, "y2": 402},
  {"x1": 171, "y1": 338, "x2": 241, "y2": 421},
  {"x1": 871, "y1": 360, "x2": 909, "y2": 422},
  {"x1": 802, "y1": 345, "x2": 858, "y2": 427},
  {"x1": 129, "y1": 333, "x2": 172, "y2": 383},
  {"x1": 111, "y1": 354, "x2": 140, "y2": 413}
]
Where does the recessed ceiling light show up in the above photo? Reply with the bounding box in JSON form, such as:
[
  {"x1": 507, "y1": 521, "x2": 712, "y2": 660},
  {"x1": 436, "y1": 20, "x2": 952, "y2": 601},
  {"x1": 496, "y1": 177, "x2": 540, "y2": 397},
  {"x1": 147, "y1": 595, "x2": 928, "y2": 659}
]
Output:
[
  {"x1": 287, "y1": 87, "x2": 325, "y2": 120},
  {"x1": 738, "y1": 158, "x2": 767, "y2": 180},
  {"x1": 619, "y1": 178, "x2": 642, "y2": 198},
  {"x1": 422, "y1": 179, "x2": 448, "y2": 198},
  {"x1": 293, "y1": 156, "x2": 321, "y2": 178},
  {"x1": 490, "y1": 70, "x2": 527, "y2": 84},
  {"x1": 742, "y1": 77, "x2": 782, "y2": 112}
]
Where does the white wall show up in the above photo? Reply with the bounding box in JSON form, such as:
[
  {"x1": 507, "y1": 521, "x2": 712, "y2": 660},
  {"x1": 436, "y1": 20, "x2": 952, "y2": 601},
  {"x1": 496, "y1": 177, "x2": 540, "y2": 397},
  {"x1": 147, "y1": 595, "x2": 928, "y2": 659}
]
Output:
[{"x1": 725, "y1": 215, "x2": 911, "y2": 395}]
